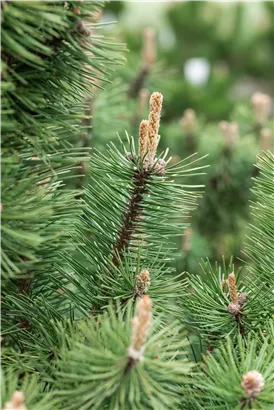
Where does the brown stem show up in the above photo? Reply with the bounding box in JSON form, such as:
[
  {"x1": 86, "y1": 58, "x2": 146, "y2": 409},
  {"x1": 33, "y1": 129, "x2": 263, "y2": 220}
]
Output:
[
  {"x1": 18, "y1": 278, "x2": 31, "y2": 295},
  {"x1": 125, "y1": 356, "x2": 137, "y2": 375},
  {"x1": 0, "y1": 0, "x2": 10, "y2": 10},
  {"x1": 235, "y1": 313, "x2": 245, "y2": 337},
  {"x1": 227, "y1": 305, "x2": 246, "y2": 337},
  {"x1": 128, "y1": 65, "x2": 150, "y2": 99},
  {"x1": 112, "y1": 166, "x2": 150, "y2": 267},
  {"x1": 185, "y1": 133, "x2": 197, "y2": 154},
  {"x1": 240, "y1": 396, "x2": 257, "y2": 410},
  {"x1": 203, "y1": 335, "x2": 217, "y2": 376}
]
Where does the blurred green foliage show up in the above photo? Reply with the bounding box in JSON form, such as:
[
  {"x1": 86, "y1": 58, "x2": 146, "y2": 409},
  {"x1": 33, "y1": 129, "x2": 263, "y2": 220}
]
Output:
[
  {"x1": 92, "y1": 1, "x2": 273, "y2": 274},
  {"x1": 116, "y1": 1, "x2": 273, "y2": 120}
]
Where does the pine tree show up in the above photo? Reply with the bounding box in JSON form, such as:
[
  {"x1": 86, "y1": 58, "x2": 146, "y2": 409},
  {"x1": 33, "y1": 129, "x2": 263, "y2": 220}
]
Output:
[
  {"x1": 1, "y1": 0, "x2": 124, "y2": 394},
  {"x1": 1, "y1": 2, "x2": 274, "y2": 410}
]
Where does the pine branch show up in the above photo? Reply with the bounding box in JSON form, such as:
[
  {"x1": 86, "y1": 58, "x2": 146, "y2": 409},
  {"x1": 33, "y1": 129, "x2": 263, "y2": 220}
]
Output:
[
  {"x1": 1, "y1": 1, "x2": 126, "y2": 147},
  {"x1": 1, "y1": 1, "x2": 126, "y2": 363},
  {"x1": 1, "y1": 369, "x2": 59, "y2": 410},
  {"x1": 243, "y1": 151, "x2": 274, "y2": 285},
  {"x1": 192, "y1": 333, "x2": 274, "y2": 409},
  {"x1": 1, "y1": 151, "x2": 86, "y2": 279},
  {"x1": 52, "y1": 301, "x2": 194, "y2": 410},
  {"x1": 56, "y1": 92, "x2": 207, "y2": 313},
  {"x1": 180, "y1": 258, "x2": 273, "y2": 342}
]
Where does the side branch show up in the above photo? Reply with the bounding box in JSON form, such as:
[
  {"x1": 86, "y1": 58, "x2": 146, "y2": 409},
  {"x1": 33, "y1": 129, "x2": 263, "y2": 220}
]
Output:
[
  {"x1": 226, "y1": 273, "x2": 248, "y2": 337},
  {"x1": 112, "y1": 92, "x2": 164, "y2": 267},
  {"x1": 112, "y1": 167, "x2": 150, "y2": 267}
]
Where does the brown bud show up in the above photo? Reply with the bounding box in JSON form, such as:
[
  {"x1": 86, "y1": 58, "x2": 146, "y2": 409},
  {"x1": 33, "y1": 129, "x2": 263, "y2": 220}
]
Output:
[
  {"x1": 76, "y1": 20, "x2": 91, "y2": 36},
  {"x1": 149, "y1": 92, "x2": 163, "y2": 136},
  {"x1": 260, "y1": 128, "x2": 273, "y2": 152},
  {"x1": 154, "y1": 159, "x2": 166, "y2": 176},
  {"x1": 227, "y1": 302, "x2": 241, "y2": 316},
  {"x1": 251, "y1": 92, "x2": 271, "y2": 125},
  {"x1": 241, "y1": 370, "x2": 264, "y2": 397},
  {"x1": 3, "y1": 390, "x2": 27, "y2": 410},
  {"x1": 228, "y1": 273, "x2": 238, "y2": 304},
  {"x1": 180, "y1": 109, "x2": 196, "y2": 134},
  {"x1": 138, "y1": 119, "x2": 150, "y2": 160},
  {"x1": 147, "y1": 92, "x2": 163, "y2": 162},
  {"x1": 238, "y1": 293, "x2": 248, "y2": 306},
  {"x1": 128, "y1": 295, "x2": 152, "y2": 360},
  {"x1": 136, "y1": 269, "x2": 150, "y2": 294},
  {"x1": 219, "y1": 121, "x2": 239, "y2": 147}
]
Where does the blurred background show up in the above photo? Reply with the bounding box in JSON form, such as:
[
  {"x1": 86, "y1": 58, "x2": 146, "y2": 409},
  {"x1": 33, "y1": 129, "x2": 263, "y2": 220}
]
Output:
[{"x1": 84, "y1": 1, "x2": 274, "y2": 274}]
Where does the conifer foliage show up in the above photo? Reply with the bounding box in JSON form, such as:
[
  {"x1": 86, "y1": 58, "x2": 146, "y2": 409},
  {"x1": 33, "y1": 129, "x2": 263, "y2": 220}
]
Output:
[{"x1": 1, "y1": 2, "x2": 274, "y2": 410}]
